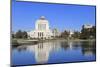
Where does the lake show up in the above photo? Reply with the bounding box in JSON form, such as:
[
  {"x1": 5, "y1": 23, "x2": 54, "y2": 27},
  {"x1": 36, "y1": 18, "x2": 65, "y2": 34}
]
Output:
[{"x1": 11, "y1": 40, "x2": 96, "y2": 66}]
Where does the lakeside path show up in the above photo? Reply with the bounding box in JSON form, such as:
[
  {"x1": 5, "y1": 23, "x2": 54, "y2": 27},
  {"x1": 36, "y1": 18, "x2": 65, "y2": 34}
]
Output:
[{"x1": 12, "y1": 38, "x2": 96, "y2": 46}]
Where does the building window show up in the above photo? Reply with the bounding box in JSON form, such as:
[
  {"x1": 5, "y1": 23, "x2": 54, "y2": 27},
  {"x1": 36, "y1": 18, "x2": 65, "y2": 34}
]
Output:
[{"x1": 38, "y1": 24, "x2": 46, "y2": 30}]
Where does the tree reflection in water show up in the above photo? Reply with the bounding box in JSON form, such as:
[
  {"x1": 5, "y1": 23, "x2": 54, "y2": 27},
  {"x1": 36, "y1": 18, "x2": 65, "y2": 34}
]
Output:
[{"x1": 81, "y1": 41, "x2": 96, "y2": 56}]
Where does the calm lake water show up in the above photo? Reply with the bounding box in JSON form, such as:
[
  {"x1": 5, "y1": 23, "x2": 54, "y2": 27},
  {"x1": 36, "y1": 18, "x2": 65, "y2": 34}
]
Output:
[{"x1": 12, "y1": 40, "x2": 96, "y2": 66}]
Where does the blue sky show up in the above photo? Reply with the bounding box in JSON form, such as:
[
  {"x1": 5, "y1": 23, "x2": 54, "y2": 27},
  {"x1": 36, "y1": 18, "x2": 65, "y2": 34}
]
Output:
[{"x1": 12, "y1": 0, "x2": 96, "y2": 32}]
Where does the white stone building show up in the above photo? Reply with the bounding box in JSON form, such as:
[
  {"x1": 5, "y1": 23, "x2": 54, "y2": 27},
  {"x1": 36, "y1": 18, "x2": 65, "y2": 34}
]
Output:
[
  {"x1": 83, "y1": 24, "x2": 93, "y2": 29},
  {"x1": 28, "y1": 16, "x2": 53, "y2": 39},
  {"x1": 52, "y1": 28, "x2": 60, "y2": 37}
]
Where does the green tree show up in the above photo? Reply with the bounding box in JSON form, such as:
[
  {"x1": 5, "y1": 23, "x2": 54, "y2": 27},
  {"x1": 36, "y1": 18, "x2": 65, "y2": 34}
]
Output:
[
  {"x1": 80, "y1": 25, "x2": 96, "y2": 39},
  {"x1": 12, "y1": 33, "x2": 15, "y2": 38},
  {"x1": 80, "y1": 27, "x2": 90, "y2": 39},
  {"x1": 22, "y1": 31, "x2": 28, "y2": 39},
  {"x1": 15, "y1": 30, "x2": 23, "y2": 38},
  {"x1": 61, "y1": 30, "x2": 70, "y2": 39},
  {"x1": 72, "y1": 31, "x2": 80, "y2": 39},
  {"x1": 11, "y1": 31, "x2": 15, "y2": 38},
  {"x1": 91, "y1": 26, "x2": 96, "y2": 38}
]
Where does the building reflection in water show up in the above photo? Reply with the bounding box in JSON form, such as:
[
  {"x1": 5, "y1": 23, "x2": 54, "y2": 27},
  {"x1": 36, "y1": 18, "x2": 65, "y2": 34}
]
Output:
[
  {"x1": 27, "y1": 41, "x2": 61, "y2": 64},
  {"x1": 13, "y1": 40, "x2": 96, "y2": 64}
]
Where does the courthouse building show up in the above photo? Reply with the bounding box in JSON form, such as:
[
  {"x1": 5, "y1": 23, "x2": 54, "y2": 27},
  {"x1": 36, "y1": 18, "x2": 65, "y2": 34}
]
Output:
[{"x1": 28, "y1": 16, "x2": 53, "y2": 39}]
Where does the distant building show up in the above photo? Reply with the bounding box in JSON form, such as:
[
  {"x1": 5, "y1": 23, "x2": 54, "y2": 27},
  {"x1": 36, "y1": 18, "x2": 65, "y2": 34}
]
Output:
[
  {"x1": 52, "y1": 28, "x2": 60, "y2": 37},
  {"x1": 69, "y1": 30, "x2": 74, "y2": 38},
  {"x1": 83, "y1": 24, "x2": 93, "y2": 29}
]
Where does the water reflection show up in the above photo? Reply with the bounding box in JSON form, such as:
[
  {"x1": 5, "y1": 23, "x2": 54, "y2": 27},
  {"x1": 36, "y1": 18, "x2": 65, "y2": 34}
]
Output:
[
  {"x1": 12, "y1": 40, "x2": 96, "y2": 65},
  {"x1": 81, "y1": 41, "x2": 96, "y2": 56},
  {"x1": 27, "y1": 41, "x2": 61, "y2": 63}
]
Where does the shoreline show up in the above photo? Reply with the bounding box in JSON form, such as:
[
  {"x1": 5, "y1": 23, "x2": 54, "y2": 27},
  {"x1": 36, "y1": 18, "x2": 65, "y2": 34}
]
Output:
[{"x1": 12, "y1": 38, "x2": 96, "y2": 46}]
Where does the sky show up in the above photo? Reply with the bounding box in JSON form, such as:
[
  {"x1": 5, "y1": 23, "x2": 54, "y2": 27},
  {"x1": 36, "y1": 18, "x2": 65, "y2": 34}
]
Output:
[{"x1": 12, "y1": 0, "x2": 96, "y2": 32}]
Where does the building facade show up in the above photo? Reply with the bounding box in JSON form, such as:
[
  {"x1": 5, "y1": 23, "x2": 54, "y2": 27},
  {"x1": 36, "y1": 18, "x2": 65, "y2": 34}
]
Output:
[
  {"x1": 52, "y1": 28, "x2": 60, "y2": 37},
  {"x1": 83, "y1": 24, "x2": 93, "y2": 29},
  {"x1": 28, "y1": 16, "x2": 53, "y2": 39}
]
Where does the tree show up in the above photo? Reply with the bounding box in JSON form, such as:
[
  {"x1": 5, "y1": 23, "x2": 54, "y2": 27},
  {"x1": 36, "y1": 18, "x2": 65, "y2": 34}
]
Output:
[
  {"x1": 12, "y1": 33, "x2": 15, "y2": 38},
  {"x1": 11, "y1": 31, "x2": 15, "y2": 38},
  {"x1": 15, "y1": 30, "x2": 28, "y2": 39},
  {"x1": 91, "y1": 26, "x2": 96, "y2": 38},
  {"x1": 72, "y1": 31, "x2": 80, "y2": 39},
  {"x1": 61, "y1": 30, "x2": 70, "y2": 39},
  {"x1": 15, "y1": 30, "x2": 23, "y2": 38},
  {"x1": 22, "y1": 31, "x2": 28, "y2": 39},
  {"x1": 80, "y1": 27, "x2": 90, "y2": 39},
  {"x1": 80, "y1": 25, "x2": 96, "y2": 39}
]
